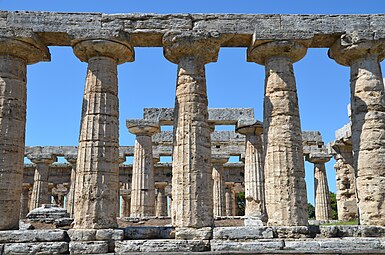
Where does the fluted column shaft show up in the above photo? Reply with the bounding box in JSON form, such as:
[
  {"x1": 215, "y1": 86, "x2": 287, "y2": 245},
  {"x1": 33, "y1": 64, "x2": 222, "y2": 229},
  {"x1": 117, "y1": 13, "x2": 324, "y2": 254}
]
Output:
[
  {"x1": 332, "y1": 142, "x2": 358, "y2": 221},
  {"x1": 30, "y1": 158, "x2": 55, "y2": 209},
  {"x1": 248, "y1": 41, "x2": 309, "y2": 226},
  {"x1": 73, "y1": 39, "x2": 133, "y2": 229},
  {"x1": 0, "y1": 36, "x2": 49, "y2": 230},
  {"x1": 20, "y1": 184, "x2": 31, "y2": 219},
  {"x1": 65, "y1": 157, "x2": 77, "y2": 218},
  {"x1": 330, "y1": 36, "x2": 385, "y2": 225},
  {"x1": 163, "y1": 31, "x2": 221, "y2": 228},
  {"x1": 121, "y1": 183, "x2": 131, "y2": 217},
  {"x1": 155, "y1": 183, "x2": 168, "y2": 217},
  {"x1": 225, "y1": 183, "x2": 233, "y2": 216},
  {"x1": 130, "y1": 135, "x2": 156, "y2": 217},
  {"x1": 212, "y1": 156, "x2": 229, "y2": 217}
]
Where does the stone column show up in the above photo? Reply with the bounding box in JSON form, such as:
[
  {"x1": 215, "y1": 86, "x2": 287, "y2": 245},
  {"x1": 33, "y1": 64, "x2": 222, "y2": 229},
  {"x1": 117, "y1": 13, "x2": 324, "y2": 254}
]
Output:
[
  {"x1": 225, "y1": 182, "x2": 234, "y2": 216},
  {"x1": 236, "y1": 121, "x2": 266, "y2": 224},
  {"x1": 127, "y1": 120, "x2": 160, "y2": 217},
  {"x1": 73, "y1": 39, "x2": 134, "y2": 229},
  {"x1": 121, "y1": 185, "x2": 131, "y2": 218},
  {"x1": 332, "y1": 141, "x2": 358, "y2": 221},
  {"x1": 0, "y1": 35, "x2": 50, "y2": 230},
  {"x1": 155, "y1": 182, "x2": 168, "y2": 217},
  {"x1": 163, "y1": 31, "x2": 221, "y2": 230},
  {"x1": 29, "y1": 157, "x2": 56, "y2": 209},
  {"x1": 212, "y1": 155, "x2": 229, "y2": 217},
  {"x1": 248, "y1": 40, "x2": 309, "y2": 226},
  {"x1": 329, "y1": 34, "x2": 385, "y2": 225},
  {"x1": 20, "y1": 184, "x2": 32, "y2": 219},
  {"x1": 65, "y1": 155, "x2": 77, "y2": 218},
  {"x1": 307, "y1": 155, "x2": 332, "y2": 221}
]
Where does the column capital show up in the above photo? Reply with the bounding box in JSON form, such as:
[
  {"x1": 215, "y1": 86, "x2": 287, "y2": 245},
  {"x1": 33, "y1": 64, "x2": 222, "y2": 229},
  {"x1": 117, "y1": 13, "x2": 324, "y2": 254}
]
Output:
[
  {"x1": 155, "y1": 182, "x2": 168, "y2": 189},
  {"x1": 127, "y1": 119, "x2": 160, "y2": 136},
  {"x1": 248, "y1": 40, "x2": 308, "y2": 65},
  {"x1": 73, "y1": 39, "x2": 134, "y2": 64},
  {"x1": 306, "y1": 154, "x2": 331, "y2": 164},
  {"x1": 27, "y1": 155, "x2": 56, "y2": 165},
  {"x1": 0, "y1": 30, "x2": 50, "y2": 64},
  {"x1": 162, "y1": 30, "x2": 222, "y2": 64},
  {"x1": 211, "y1": 154, "x2": 229, "y2": 165},
  {"x1": 329, "y1": 32, "x2": 385, "y2": 66},
  {"x1": 236, "y1": 120, "x2": 263, "y2": 135}
]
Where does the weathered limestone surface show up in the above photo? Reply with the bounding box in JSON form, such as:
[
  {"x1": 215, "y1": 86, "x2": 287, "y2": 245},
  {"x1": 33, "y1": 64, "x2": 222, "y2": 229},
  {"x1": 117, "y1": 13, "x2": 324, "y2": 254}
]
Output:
[
  {"x1": 155, "y1": 182, "x2": 168, "y2": 217},
  {"x1": 308, "y1": 155, "x2": 332, "y2": 221},
  {"x1": 73, "y1": 38, "x2": 134, "y2": 229},
  {"x1": 248, "y1": 40, "x2": 309, "y2": 226},
  {"x1": 212, "y1": 155, "x2": 229, "y2": 217},
  {"x1": 120, "y1": 184, "x2": 131, "y2": 217},
  {"x1": 69, "y1": 241, "x2": 109, "y2": 254},
  {"x1": 213, "y1": 226, "x2": 274, "y2": 240},
  {"x1": 163, "y1": 31, "x2": 221, "y2": 229},
  {"x1": 3, "y1": 242, "x2": 69, "y2": 255},
  {"x1": 225, "y1": 183, "x2": 233, "y2": 216},
  {"x1": 0, "y1": 32, "x2": 50, "y2": 230},
  {"x1": 329, "y1": 33, "x2": 385, "y2": 225},
  {"x1": 64, "y1": 155, "x2": 77, "y2": 218},
  {"x1": 236, "y1": 121, "x2": 266, "y2": 223},
  {"x1": 115, "y1": 240, "x2": 210, "y2": 253},
  {"x1": 127, "y1": 120, "x2": 160, "y2": 217},
  {"x1": 20, "y1": 184, "x2": 31, "y2": 219},
  {"x1": 29, "y1": 157, "x2": 56, "y2": 210}
]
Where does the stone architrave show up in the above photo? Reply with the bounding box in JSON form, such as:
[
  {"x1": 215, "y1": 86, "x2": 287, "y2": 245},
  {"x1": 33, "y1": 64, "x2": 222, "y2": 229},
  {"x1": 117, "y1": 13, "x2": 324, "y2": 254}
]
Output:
[
  {"x1": 163, "y1": 31, "x2": 221, "y2": 229},
  {"x1": 127, "y1": 119, "x2": 160, "y2": 217},
  {"x1": 332, "y1": 141, "x2": 358, "y2": 221},
  {"x1": 329, "y1": 34, "x2": 385, "y2": 225},
  {"x1": 225, "y1": 182, "x2": 234, "y2": 216},
  {"x1": 0, "y1": 33, "x2": 50, "y2": 230},
  {"x1": 155, "y1": 182, "x2": 168, "y2": 217},
  {"x1": 64, "y1": 155, "x2": 77, "y2": 218},
  {"x1": 212, "y1": 155, "x2": 229, "y2": 217},
  {"x1": 29, "y1": 157, "x2": 56, "y2": 210},
  {"x1": 20, "y1": 184, "x2": 32, "y2": 219},
  {"x1": 236, "y1": 120, "x2": 266, "y2": 224},
  {"x1": 248, "y1": 40, "x2": 309, "y2": 226},
  {"x1": 307, "y1": 154, "x2": 333, "y2": 221},
  {"x1": 72, "y1": 39, "x2": 134, "y2": 229}
]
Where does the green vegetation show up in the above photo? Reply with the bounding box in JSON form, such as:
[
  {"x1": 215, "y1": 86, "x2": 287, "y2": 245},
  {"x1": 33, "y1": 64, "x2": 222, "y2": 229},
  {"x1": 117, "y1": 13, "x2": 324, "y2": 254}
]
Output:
[
  {"x1": 329, "y1": 191, "x2": 338, "y2": 220},
  {"x1": 237, "y1": 191, "x2": 245, "y2": 216},
  {"x1": 308, "y1": 203, "x2": 315, "y2": 219},
  {"x1": 322, "y1": 219, "x2": 358, "y2": 226}
]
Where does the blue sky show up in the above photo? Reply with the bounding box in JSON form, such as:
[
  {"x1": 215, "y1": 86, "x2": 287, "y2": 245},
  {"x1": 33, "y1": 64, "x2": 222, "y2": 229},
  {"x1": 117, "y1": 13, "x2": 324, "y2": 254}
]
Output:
[{"x1": 2, "y1": 1, "x2": 385, "y2": 204}]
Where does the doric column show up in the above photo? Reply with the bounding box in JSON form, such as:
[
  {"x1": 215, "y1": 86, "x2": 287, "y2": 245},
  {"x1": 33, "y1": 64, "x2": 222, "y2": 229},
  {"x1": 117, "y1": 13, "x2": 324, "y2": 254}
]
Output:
[
  {"x1": 212, "y1": 155, "x2": 229, "y2": 217},
  {"x1": 0, "y1": 34, "x2": 50, "y2": 230},
  {"x1": 52, "y1": 184, "x2": 67, "y2": 208},
  {"x1": 155, "y1": 182, "x2": 168, "y2": 217},
  {"x1": 236, "y1": 121, "x2": 266, "y2": 223},
  {"x1": 121, "y1": 184, "x2": 131, "y2": 218},
  {"x1": 329, "y1": 34, "x2": 385, "y2": 225},
  {"x1": 64, "y1": 155, "x2": 77, "y2": 218},
  {"x1": 307, "y1": 155, "x2": 332, "y2": 221},
  {"x1": 127, "y1": 120, "x2": 160, "y2": 217},
  {"x1": 20, "y1": 184, "x2": 32, "y2": 219},
  {"x1": 163, "y1": 31, "x2": 221, "y2": 229},
  {"x1": 29, "y1": 157, "x2": 56, "y2": 209},
  {"x1": 332, "y1": 141, "x2": 358, "y2": 221},
  {"x1": 73, "y1": 39, "x2": 134, "y2": 229},
  {"x1": 225, "y1": 182, "x2": 234, "y2": 216},
  {"x1": 248, "y1": 40, "x2": 309, "y2": 226}
]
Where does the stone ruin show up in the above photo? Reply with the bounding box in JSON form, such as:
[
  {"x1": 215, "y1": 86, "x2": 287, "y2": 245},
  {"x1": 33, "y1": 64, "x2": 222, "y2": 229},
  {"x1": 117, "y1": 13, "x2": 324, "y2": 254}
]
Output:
[{"x1": 0, "y1": 10, "x2": 385, "y2": 254}]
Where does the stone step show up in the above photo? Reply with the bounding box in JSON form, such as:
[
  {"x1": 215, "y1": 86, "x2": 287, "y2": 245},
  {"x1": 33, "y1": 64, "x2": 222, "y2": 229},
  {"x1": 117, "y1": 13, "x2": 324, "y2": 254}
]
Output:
[
  {"x1": 0, "y1": 229, "x2": 68, "y2": 243},
  {"x1": 115, "y1": 240, "x2": 210, "y2": 253},
  {"x1": 2, "y1": 242, "x2": 68, "y2": 255},
  {"x1": 123, "y1": 226, "x2": 174, "y2": 239}
]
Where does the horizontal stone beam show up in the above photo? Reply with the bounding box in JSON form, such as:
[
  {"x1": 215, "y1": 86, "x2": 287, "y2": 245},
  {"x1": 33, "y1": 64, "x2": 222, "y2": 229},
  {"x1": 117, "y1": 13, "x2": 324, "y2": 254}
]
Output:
[
  {"x1": 143, "y1": 108, "x2": 254, "y2": 125},
  {"x1": 2, "y1": 11, "x2": 385, "y2": 47}
]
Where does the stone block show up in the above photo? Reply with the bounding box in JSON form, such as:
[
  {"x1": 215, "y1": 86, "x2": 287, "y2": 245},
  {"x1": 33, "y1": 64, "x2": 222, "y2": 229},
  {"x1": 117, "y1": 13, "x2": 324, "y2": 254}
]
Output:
[
  {"x1": 69, "y1": 241, "x2": 109, "y2": 254},
  {"x1": 318, "y1": 225, "x2": 385, "y2": 238},
  {"x1": 175, "y1": 227, "x2": 212, "y2": 240},
  {"x1": 115, "y1": 240, "x2": 210, "y2": 253},
  {"x1": 124, "y1": 226, "x2": 174, "y2": 239},
  {"x1": 3, "y1": 242, "x2": 68, "y2": 255},
  {"x1": 95, "y1": 229, "x2": 124, "y2": 241},
  {"x1": 0, "y1": 230, "x2": 67, "y2": 243},
  {"x1": 211, "y1": 239, "x2": 284, "y2": 252},
  {"x1": 67, "y1": 229, "x2": 96, "y2": 241},
  {"x1": 213, "y1": 226, "x2": 273, "y2": 240},
  {"x1": 272, "y1": 226, "x2": 313, "y2": 238}
]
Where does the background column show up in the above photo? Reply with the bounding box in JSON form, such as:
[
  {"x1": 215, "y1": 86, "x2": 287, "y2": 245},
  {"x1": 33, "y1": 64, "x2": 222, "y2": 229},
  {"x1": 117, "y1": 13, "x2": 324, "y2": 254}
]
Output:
[
  {"x1": 72, "y1": 39, "x2": 134, "y2": 229},
  {"x1": 212, "y1": 155, "x2": 229, "y2": 217},
  {"x1": 65, "y1": 155, "x2": 77, "y2": 218},
  {"x1": 155, "y1": 182, "x2": 168, "y2": 217}
]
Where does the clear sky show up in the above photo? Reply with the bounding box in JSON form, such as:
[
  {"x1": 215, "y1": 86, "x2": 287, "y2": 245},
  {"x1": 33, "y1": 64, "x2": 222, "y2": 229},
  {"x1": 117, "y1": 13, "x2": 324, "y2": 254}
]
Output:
[{"x1": 2, "y1": 0, "x2": 385, "y2": 204}]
